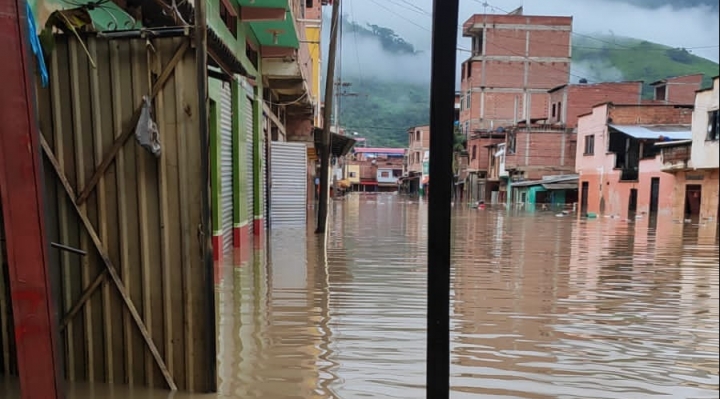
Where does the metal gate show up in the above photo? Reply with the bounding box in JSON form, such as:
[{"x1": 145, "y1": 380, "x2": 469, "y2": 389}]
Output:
[
  {"x1": 219, "y1": 82, "x2": 233, "y2": 253},
  {"x1": 270, "y1": 142, "x2": 308, "y2": 226},
  {"x1": 245, "y1": 93, "x2": 254, "y2": 238}
]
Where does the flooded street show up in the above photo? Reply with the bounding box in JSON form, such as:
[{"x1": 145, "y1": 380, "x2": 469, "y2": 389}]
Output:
[
  {"x1": 217, "y1": 193, "x2": 719, "y2": 398},
  {"x1": 4, "y1": 193, "x2": 718, "y2": 398}
]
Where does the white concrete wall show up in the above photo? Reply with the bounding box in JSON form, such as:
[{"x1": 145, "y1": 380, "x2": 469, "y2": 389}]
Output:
[{"x1": 691, "y1": 78, "x2": 719, "y2": 170}]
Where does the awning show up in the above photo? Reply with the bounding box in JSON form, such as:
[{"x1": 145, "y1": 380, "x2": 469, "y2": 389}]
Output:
[
  {"x1": 314, "y1": 128, "x2": 357, "y2": 157},
  {"x1": 542, "y1": 182, "x2": 578, "y2": 190},
  {"x1": 360, "y1": 181, "x2": 378, "y2": 185},
  {"x1": 609, "y1": 124, "x2": 691, "y2": 140}
]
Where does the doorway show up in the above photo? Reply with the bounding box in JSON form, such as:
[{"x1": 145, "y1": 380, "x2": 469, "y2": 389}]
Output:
[
  {"x1": 649, "y1": 177, "x2": 660, "y2": 214},
  {"x1": 684, "y1": 184, "x2": 702, "y2": 217},
  {"x1": 628, "y1": 188, "x2": 638, "y2": 215},
  {"x1": 580, "y1": 181, "x2": 589, "y2": 215}
]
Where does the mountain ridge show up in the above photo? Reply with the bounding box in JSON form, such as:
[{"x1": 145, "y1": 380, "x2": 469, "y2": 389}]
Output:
[{"x1": 331, "y1": 20, "x2": 719, "y2": 148}]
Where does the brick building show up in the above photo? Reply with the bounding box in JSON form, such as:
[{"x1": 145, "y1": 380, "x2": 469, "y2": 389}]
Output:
[
  {"x1": 459, "y1": 11, "x2": 573, "y2": 203},
  {"x1": 576, "y1": 103, "x2": 694, "y2": 218},
  {"x1": 646, "y1": 74, "x2": 704, "y2": 105},
  {"x1": 547, "y1": 81, "x2": 644, "y2": 128}
]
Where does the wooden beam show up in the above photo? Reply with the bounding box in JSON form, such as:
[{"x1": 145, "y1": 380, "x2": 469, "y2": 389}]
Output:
[
  {"x1": 262, "y1": 102, "x2": 286, "y2": 136},
  {"x1": 76, "y1": 39, "x2": 190, "y2": 205},
  {"x1": 0, "y1": 1, "x2": 63, "y2": 398},
  {"x1": 40, "y1": 136, "x2": 177, "y2": 391},
  {"x1": 239, "y1": 6, "x2": 286, "y2": 21}
]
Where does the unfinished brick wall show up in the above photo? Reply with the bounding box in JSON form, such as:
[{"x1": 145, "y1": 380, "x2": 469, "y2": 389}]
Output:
[
  {"x1": 504, "y1": 130, "x2": 576, "y2": 179},
  {"x1": 459, "y1": 13, "x2": 572, "y2": 135},
  {"x1": 651, "y1": 74, "x2": 704, "y2": 105},
  {"x1": 467, "y1": 137, "x2": 503, "y2": 172},
  {"x1": 609, "y1": 104, "x2": 694, "y2": 125},
  {"x1": 548, "y1": 82, "x2": 644, "y2": 128}
]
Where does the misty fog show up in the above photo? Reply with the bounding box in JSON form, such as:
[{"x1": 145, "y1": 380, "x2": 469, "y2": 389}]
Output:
[{"x1": 322, "y1": 0, "x2": 719, "y2": 87}]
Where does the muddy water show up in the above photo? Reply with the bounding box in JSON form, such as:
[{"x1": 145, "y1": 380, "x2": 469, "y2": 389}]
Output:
[{"x1": 3, "y1": 193, "x2": 718, "y2": 398}]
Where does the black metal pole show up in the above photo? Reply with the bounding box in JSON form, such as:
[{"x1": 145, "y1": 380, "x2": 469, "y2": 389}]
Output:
[
  {"x1": 315, "y1": 0, "x2": 340, "y2": 234},
  {"x1": 427, "y1": 0, "x2": 458, "y2": 398}
]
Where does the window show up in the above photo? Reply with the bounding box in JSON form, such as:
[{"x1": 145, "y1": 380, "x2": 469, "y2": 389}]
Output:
[
  {"x1": 349, "y1": 172, "x2": 357, "y2": 178},
  {"x1": 507, "y1": 131, "x2": 516, "y2": 154},
  {"x1": 416, "y1": 131, "x2": 421, "y2": 142},
  {"x1": 306, "y1": 0, "x2": 313, "y2": 7},
  {"x1": 467, "y1": 61, "x2": 472, "y2": 78},
  {"x1": 557, "y1": 102, "x2": 563, "y2": 122},
  {"x1": 219, "y1": 0, "x2": 237, "y2": 37},
  {"x1": 584, "y1": 134, "x2": 595, "y2": 155},
  {"x1": 381, "y1": 171, "x2": 390, "y2": 178},
  {"x1": 472, "y1": 145, "x2": 477, "y2": 160},
  {"x1": 708, "y1": 110, "x2": 719, "y2": 141},
  {"x1": 472, "y1": 32, "x2": 484, "y2": 56},
  {"x1": 655, "y1": 85, "x2": 667, "y2": 101},
  {"x1": 551, "y1": 103, "x2": 556, "y2": 118},
  {"x1": 466, "y1": 91, "x2": 471, "y2": 109}
]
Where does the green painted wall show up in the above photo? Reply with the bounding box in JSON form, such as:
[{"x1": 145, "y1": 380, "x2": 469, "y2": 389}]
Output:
[
  {"x1": 208, "y1": 83, "x2": 222, "y2": 236},
  {"x1": 232, "y1": 79, "x2": 245, "y2": 228}
]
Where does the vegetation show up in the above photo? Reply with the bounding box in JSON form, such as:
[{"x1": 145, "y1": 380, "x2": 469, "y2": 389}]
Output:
[{"x1": 335, "y1": 25, "x2": 719, "y2": 148}]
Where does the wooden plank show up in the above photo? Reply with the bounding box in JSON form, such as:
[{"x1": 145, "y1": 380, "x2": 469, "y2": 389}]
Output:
[
  {"x1": 155, "y1": 38, "x2": 174, "y2": 379},
  {"x1": 40, "y1": 137, "x2": 178, "y2": 391},
  {"x1": 76, "y1": 39, "x2": 190, "y2": 206},
  {"x1": 134, "y1": 42, "x2": 154, "y2": 387},
  {"x1": 69, "y1": 37, "x2": 96, "y2": 382},
  {"x1": 59, "y1": 271, "x2": 106, "y2": 331},
  {"x1": 110, "y1": 39, "x2": 134, "y2": 386}
]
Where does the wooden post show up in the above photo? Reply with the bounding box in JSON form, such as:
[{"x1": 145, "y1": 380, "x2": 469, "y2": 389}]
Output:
[
  {"x1": 0, "y1": 1, "x2": 63, "y2": 398},
  {"x1": 315, "y1": 0, "x2": 340, "y2": 234}
]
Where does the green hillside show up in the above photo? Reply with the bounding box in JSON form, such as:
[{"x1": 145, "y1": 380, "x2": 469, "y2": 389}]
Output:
[
  {"x1": 571, "y1": 35, "x2": 719, "y2": 97},
  {"x1": 337, "y1": 32, "x2": 719, "y2": 148}
]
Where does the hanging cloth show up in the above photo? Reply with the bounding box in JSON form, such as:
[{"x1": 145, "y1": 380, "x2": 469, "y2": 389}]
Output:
[{"x1": 25, "y1": 1, "x2": 49, "y2": 87}]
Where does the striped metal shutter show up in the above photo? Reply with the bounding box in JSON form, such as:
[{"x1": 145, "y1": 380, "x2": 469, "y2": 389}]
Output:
[
  {"x1": 245, "y1": 93, "x2": 254, "y2": 238},
  {"x1": 270, "y1": 142, "x2": 307, "y2": 226},
  {"x1": 262, "y1": 124, "x2": 268, "y2": 230},
  {"x1": 219, "y1": 82, "x2": 233, "y2": 254}
]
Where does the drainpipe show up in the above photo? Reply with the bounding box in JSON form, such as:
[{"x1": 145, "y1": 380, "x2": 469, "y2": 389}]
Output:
[{"x1": 194, "y1": 0, "x2": 217, "y2": 390}]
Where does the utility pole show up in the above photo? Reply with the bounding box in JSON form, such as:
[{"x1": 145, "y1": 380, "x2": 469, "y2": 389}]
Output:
[{"x1": 315, "y1": 0, "x2": 340, "y2": 234}]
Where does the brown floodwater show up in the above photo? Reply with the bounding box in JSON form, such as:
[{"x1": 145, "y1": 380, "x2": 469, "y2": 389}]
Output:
[{"x1": 3, "y1": 193, "x2": 719, "y2": 398}]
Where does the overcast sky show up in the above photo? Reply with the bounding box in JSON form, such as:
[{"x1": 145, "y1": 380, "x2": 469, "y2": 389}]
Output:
[{"x1": 323, "y1": 0, "x2": 720, "y2": 85}]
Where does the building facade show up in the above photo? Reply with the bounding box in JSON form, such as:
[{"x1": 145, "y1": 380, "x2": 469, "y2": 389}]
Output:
[
  {"x1": 660, "y1": 76, "x2": 720, "y2": 221},
  {"x1": 576, "y1": 103, "x2": 694, "y2": 218},
  {"x1": 459, "y1": 10, "x2": 573, "y2": 203}
]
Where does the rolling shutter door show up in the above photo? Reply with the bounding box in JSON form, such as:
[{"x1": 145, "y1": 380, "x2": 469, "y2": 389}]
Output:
[
  {"x1": 219, "y1": 82, "x2": 234, "y2": 253},
  {"x1": 245, "y1": 93, "x2": 254, "y2": 238},
  {"x1": 270, "y1": 142, "x2": 307, "y2": 226}
]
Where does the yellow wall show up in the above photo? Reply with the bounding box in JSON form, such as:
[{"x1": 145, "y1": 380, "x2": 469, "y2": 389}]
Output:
[
  {"x1": 305, "y1": 25, "x2": 322, "y2": 126},
  {"x1": 347, "y1": 165, "x2": 360, "y2": 183}
]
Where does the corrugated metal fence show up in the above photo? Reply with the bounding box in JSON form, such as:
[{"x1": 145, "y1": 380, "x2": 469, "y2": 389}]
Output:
[{"x1": 34, "y1": 33, "x2": 215, "y2": 392}]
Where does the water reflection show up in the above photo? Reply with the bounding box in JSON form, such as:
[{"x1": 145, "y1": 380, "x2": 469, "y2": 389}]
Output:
[{"x1": 3, "y1": 194, "x2": 718, "y2": 398}]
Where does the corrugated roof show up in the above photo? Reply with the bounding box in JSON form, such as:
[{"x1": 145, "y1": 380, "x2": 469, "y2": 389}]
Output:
[
  {"x1": 543, "y1": 182, "x2": 578, "y2": 190},
  {"x1": 512, "y1": 174, "x2": 579, "y2": 187},
  {"x1": 354, "y1": 147, "x2": 406, "y2": 154},
  {"x1": 608, "y1": 124, "x2": 691, "y2": 140}
]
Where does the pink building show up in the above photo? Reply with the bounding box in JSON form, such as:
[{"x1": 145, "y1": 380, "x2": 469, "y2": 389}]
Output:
[{"x1": 576, "y1": 103, "x2": 693, "y2": 218}]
